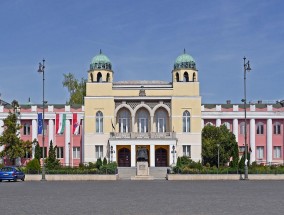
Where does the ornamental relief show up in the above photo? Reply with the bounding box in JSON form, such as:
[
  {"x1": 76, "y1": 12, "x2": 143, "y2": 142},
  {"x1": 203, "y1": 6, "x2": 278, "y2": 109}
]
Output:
[{"x1": 115, "y1": 101, "x2": 171, "y2": 110}]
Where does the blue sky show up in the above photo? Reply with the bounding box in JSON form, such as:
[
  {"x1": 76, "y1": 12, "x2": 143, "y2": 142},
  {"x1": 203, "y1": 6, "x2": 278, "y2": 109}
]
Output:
[{"x1": 0, "y1": 0, "x2": 283, "y2": 105}]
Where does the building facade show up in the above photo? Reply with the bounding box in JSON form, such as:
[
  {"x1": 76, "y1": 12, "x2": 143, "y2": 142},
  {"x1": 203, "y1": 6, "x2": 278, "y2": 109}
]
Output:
[
  {"x1": 0, "y1": 104, "x2": 84, "y2": 166},
  {"x1": 202, "y1": 102, "x2": 284, "y2": 165},
  {"x1": 84, "y1": 50, "x2": 202, "y2": 167},
  {"x1": 1, "y1": 51, "x2": 284, "y2": 167}
]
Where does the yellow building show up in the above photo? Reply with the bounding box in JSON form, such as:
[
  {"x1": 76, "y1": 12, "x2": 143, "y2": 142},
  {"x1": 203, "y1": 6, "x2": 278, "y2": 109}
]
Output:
[{"x1": 84, "y1": 50, "x2": 201, "y2": 167}]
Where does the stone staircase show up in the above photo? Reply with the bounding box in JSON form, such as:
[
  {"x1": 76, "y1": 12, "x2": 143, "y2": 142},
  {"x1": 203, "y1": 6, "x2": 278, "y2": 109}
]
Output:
[{"x1": 117, "y1": 167, "x2": 168, "y2": 180}]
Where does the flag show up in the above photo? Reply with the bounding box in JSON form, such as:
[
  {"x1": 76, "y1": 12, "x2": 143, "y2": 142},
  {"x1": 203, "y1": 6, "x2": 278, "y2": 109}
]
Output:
[
  {"x1": 38, "y1": 113, "x2": 43, "y2": 134},
  {"x1": 73, "y1": 113, "x2": 80, "y2": 135},
  {"x1": 56, "y1": 113, "x2": 66, "y2": 134}
]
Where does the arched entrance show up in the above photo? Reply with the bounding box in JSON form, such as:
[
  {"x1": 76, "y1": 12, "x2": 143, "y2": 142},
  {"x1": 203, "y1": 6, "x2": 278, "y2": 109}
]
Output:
[
  {"x1": 118, "y1": 148, "x2": 131, "y2": 167},
  {"x1": 155, "y1": 148, "x2": 167, "y2": 167}
]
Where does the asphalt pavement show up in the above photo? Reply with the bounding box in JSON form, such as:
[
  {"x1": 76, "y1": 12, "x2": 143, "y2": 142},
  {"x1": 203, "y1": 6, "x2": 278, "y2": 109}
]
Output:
[{"x1": 0, "y1": 180, "x2": 284, "y2": 215}]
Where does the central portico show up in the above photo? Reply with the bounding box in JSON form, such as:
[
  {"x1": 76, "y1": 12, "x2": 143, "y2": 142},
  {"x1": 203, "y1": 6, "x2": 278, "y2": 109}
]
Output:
[{"x1": 84, "y1": 50, "x2": 202, "y2": 167}]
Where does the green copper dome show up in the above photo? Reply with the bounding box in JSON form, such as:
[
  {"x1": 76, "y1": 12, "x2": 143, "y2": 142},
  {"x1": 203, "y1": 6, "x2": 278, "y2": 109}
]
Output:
[
  {"x1": 174, "y1": 49, "x2": 196, "y2": 70},
  {"x1": 90, "y1": 50, "x2": 112, "y2": 70}
]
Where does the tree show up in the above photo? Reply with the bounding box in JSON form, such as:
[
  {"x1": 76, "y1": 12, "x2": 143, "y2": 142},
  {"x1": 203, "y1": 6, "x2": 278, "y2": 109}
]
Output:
[
  {"x1": 62, "y1": 73, "x2": 87, "y2": 105},
  {"x1": 202, "y1": 124, "x2": 239, "y2": 167},
  {"x1": 45, "y1": 140, "x2": 60, "y2": 169},
  {"x1": 0, "y1": 111, "x2": 32, "y2": 165},
  {"x1": 34, "y1": 140, "x2": 41, "y2": 162}
]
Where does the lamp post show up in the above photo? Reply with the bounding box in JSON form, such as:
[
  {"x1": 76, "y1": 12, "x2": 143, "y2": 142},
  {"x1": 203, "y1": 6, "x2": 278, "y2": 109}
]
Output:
[
  {"x1": 217, "y1": 144, "x2": 220, "y2": 173},
  {"x1": 38, "y1": 59, "x2": 46, "y2": 181},
  {"x1": 110, "y1": 146, "x2": 113, "y2": 162},
  {"x1": 242, "y1": 57, "x2": 251, "y2": 180},
  {"x1": 172, "y1": 145, "x2": 176, "y2": 165}
]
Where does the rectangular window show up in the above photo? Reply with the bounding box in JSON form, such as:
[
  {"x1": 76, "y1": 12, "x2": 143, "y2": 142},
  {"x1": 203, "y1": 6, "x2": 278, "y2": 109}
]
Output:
[
  {"x1": 274, "y1": 146, "x2": 281, "y2": 158},
  {"x1": 256, "y1": 124, "x2": 264, "y2": 134},
  {"x1": 40, "y1": 147, "x2": 47, "y2": 158},
  {"x1": 23, "y1": 124, "x2": 31, "y2": 135},
  {"x1": 183, "y1": 145, "x2": 191, "y2": 157},
  {"x1": 256, "y1": 146, "x2": 264, "y2": 159},
  {"x1": 274, "y1": 123, "x2": 281, "y2": 135},
  {"x1": 73, "y1": 147, "x2": 80, "y2": 159},
  {"x1": 56, "y1": 147, "x2": 64, "y2": 159},
  {"x1": 95, "y1": 145, "x2": 103, "y2": 159},
  {"x1": 240, "y1": 123, "x2": 245, "y2": 135}
]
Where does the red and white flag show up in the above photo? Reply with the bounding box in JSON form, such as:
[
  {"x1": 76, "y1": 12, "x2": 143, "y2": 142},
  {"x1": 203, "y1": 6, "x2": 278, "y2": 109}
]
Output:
[
  {"x1": 73, "y1": 113, "x2": 80, "y2": 135},
  {"x1": 56, "y1": 113, "x2": 66, "y2": 134}
]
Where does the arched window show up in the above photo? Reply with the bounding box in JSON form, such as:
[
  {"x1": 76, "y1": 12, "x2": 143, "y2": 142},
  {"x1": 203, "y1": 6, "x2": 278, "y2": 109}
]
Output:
[
  {"x1": 118, "y1": 109, "x2": 131, "y2": 133},
  {"x1": 222, "y1": 122, "x2": 230, "y2": 130},
  {"x1": 23, "y1": 123, "x2": 30, "y2": 135},
  {"x1": 90, "y1": 73, "x2": 94, "y2": 82},
  {"x1": 137, "y1": 109, "x2": 149, "y2": 133},
  {"x1": 205, "y1": 122, "x2": 214, "y2": 126},
  {"x1": 193, "y1": 72, "x2": 196, "y2": 82},
  {"x1": 96, "y1": 111, "x2": 103, "y2": 133},
  {"x1": 97, "y1": 72, "x2": 102, "y2": 82},
  {"x1": 256, "y1": 122, "x2": 264, "y2": 134},
  {"x1": 183, "y1": 111, "x2": 190, "y2": 132},
  {"x1": 106, "y1": 73, "x2": 110, "y2": 82},
  {"x1": 183, "y1": 72, "x2": 189, "y2": 82},
  {"x1": 274, "y1": 122, "x2": 281, "y2": 135},
  {"x1": 240, "y1": 122, "x2": 245, "y2": 134},
  {"x1": 155, "y1": 109, "x2": 167, "y2": 133},
  {"x1": 175, "y1": 73, "x2": 179, "y2": 82}
]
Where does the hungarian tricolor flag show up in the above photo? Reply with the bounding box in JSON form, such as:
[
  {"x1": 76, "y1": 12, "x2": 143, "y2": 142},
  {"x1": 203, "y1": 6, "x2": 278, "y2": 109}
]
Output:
[
  {"x1": 56, "y1": 113, "x2": 66, "y2": 134},
  {"x1": 73, "y1": 113, "x2": 80, "y2": 135}
]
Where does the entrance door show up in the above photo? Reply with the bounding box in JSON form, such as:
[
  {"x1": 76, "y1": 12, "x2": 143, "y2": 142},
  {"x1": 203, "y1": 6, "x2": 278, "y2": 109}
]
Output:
[
  {"x1": 118, "y1": 148, "x2": 131, "y2": 167},
  {"x1": 155, "y1": 148, "x2": 167, "y2": 167}
]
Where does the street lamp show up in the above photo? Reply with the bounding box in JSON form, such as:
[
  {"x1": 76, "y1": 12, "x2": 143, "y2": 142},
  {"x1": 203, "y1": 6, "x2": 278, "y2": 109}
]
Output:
[
  {"x1": 110, "y1": 146, "x2": 114, "y2": 162},
  {"x1": 172, "y1": 145, "x2": 176, "y2": 165},
  {"x1": 242, "y1": 57, "x2": 251, "y2": 180},
  {"x1": 38, "y1": 59, "x2": 46, "y2": 181},
  {"x1": 217, "y1": 144, "x2": 220, "y2": 173}
]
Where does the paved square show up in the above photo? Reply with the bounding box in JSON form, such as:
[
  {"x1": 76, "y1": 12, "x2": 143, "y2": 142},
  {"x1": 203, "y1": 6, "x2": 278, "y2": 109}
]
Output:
[{"x1": 0, "y1": 180, "x2": 283, "y2": 215}]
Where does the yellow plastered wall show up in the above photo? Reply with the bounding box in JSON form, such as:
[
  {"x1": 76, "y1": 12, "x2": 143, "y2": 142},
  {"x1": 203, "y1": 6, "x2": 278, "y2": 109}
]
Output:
[
  {"x1": 84, "y1": 97, "x2": 115, "y2": 133},
  {"x1": 171, "y1": 97, "x2": 201, "y2": 133}
]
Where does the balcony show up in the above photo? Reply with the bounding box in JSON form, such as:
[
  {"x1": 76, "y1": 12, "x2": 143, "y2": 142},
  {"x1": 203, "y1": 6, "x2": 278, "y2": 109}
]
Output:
[{"x1": 110, "y1": 132, "x2": 176, "y2": 139}]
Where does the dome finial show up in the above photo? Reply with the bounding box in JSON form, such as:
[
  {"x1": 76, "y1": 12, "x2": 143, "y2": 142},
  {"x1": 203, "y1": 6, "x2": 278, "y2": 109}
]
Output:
[
  {"x1": 184, "y1": 48, "x2": 186, "y2": 54},
  {"x1": 100, "y1": 49, "x2": 102, "y2": 54}
]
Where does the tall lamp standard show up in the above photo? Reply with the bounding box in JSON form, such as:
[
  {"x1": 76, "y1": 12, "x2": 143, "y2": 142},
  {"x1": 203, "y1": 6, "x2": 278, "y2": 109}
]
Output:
[
  {"x1": 242, "y1": 57, "x2": 251, "y2": 180},
  {"x1": 38, "y1": 59, "x2": 46, "y2": 181}
]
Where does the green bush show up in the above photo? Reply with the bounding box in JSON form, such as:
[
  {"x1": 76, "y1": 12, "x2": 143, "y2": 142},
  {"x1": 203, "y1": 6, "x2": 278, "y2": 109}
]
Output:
[
  {"x1": 96, "y1": 158, "x2": 102, "y2": 169},
  {"x1": 26, "y1": 158, "x2": 41, "y2": 174},
  {"x1": 103, "y1": 157, "x2": 107, "y2": 166},
  {"x1": 100, "y1": 162, "x2": 118, "y2": 174}
]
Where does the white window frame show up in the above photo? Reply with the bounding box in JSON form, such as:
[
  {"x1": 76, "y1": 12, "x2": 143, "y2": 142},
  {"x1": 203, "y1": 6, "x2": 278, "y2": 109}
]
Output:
[
  {"x1": 73, "y1": 147, "x2": 80, "y2": 159},
  {"x1": 223, "y1": 122, "x2": 230, "y2": 130},
  {"x1": 118, "y1": 109, "x2": 131, "y2": 133},
  {"x1": 137, "y1": 109, "x2": 149, "y2": 133},
  {"x1": 274, "y1": 146, "x2": 281, "y2": 158},
  {"x1": 256, "y1": 123, "x2": 264, "y2": 135},
  {"x1": 156, "y1": 109, "x2": 167, "y2": 133},
  {"x1": 23, "y1": 123, "x2": 31, "y2": 135},
  {"x1": 274, "y1": 122, "x2": 281, "y2": 135},
  {"x1": 256, "y1": 146, "x2": 264, "y2": 159},
  {"x1": 183, "y1": 111, "x2": 190, "y2": 133},
  {"x1": 240, "y1": 122, "x2": 245, "y2": 135},
  {"x1": 56, "y1": 147, "x2": 64, "y2": 159},
  {"x1": 95, "y1": 145, "x2": 103, "y2": 159},
  {"x1": 96, "y1": 111, "x2": 103, "y2": 133},
  {"x1": 183, "y1": 145, "x2": 191, "y2": 157}
]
